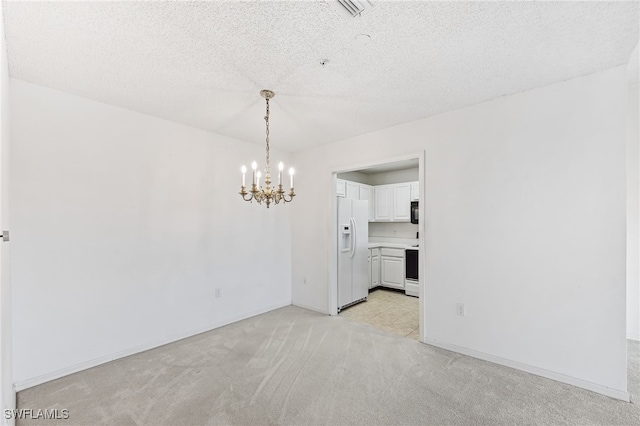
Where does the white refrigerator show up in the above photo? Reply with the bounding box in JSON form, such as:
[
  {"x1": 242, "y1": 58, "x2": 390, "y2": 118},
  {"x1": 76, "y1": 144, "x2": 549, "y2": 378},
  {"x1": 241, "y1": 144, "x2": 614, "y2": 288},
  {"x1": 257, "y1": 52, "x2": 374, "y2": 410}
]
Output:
[{"x1": 338, "y1": 197, "x2": 369, "y2": 311}]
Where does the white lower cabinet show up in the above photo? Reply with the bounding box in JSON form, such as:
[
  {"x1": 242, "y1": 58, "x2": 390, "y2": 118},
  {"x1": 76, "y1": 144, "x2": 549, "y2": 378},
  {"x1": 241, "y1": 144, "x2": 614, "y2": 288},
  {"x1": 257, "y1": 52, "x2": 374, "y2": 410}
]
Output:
[
  {"x1": 380, "y1": 248, "x2": 405, "y2": 289},
  {"x1": 369, "y1": 248, "x2": 380, "y2": 289},
  {"x1": 368, "y1": 249, "x2": 371, "y2": 288}
]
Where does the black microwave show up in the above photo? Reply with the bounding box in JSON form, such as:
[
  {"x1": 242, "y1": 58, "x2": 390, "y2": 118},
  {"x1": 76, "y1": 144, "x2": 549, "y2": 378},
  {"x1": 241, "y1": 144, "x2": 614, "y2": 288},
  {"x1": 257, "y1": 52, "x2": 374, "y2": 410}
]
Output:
[{"x1": 411, "y1": 201, "x2": 419, "y2": 224}]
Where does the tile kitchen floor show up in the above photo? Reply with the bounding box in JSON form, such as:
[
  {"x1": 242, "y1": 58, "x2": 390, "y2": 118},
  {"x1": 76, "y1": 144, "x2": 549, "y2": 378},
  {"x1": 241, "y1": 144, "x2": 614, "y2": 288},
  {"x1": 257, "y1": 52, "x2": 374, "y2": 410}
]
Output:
[{"x1": 339, "y1": 288, "x2": 419, "y2": 340}]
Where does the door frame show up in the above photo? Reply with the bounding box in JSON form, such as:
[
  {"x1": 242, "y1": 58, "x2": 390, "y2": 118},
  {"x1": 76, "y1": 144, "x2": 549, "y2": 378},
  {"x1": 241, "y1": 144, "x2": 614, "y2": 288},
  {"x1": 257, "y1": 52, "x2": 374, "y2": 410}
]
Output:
[
  {"x1": 327, "y1": 151, "x2": 426, "y2": 342},
  {"x1": 0, "y1": 5, "x2": 14, "y2": 422}
]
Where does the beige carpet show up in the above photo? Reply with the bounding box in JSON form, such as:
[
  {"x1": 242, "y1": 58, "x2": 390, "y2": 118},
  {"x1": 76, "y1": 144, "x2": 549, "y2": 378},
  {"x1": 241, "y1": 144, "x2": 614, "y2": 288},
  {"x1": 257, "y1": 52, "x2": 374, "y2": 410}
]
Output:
[
  {"x1": 630, "y1": 339, "x2": 640, "y2": 404},
  {"x1": 17, "y1": 306, "x2": 640, "y2": 425},
  {"x1": 339, "y1": 288, "x2": 419, "y2": 340}
]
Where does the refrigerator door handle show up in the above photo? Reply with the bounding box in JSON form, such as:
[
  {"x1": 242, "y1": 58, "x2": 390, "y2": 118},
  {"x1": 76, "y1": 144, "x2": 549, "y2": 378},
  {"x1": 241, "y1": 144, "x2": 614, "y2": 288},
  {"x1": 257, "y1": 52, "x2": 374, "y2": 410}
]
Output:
[{"x1": 350, "y1": 217, "x2": 357, "y2": 259}]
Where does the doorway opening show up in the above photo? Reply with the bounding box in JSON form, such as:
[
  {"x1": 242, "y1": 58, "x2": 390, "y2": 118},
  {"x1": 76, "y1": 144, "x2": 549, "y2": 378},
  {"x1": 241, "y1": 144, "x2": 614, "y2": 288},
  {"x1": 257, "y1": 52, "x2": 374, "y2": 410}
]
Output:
[{"x1": 328, "y1": 153, "x2": 425, "y2": 342}]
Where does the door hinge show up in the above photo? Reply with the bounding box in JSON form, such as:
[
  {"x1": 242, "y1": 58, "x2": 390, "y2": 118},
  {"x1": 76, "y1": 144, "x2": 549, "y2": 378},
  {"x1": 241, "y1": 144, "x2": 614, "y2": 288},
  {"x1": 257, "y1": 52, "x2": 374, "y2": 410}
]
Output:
[{"x1": 1, "y1": 231, "x2": 9, "y2": 242}]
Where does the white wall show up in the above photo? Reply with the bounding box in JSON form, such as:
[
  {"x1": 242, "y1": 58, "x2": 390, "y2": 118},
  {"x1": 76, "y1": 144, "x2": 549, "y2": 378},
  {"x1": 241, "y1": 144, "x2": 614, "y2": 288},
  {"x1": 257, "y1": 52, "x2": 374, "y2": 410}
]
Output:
[
  {"x1": 0, "y1": 5, "x2": 15, "y2": 423},
  {"x1": 628, "y1": 81, "x2": 640, "y2": 341},
  {"x1": 10, "y1": 80, "x2": 292, "y2": 387},
  {"x1": 291, "y1": 67, "x2": 628, "y2": 398}
]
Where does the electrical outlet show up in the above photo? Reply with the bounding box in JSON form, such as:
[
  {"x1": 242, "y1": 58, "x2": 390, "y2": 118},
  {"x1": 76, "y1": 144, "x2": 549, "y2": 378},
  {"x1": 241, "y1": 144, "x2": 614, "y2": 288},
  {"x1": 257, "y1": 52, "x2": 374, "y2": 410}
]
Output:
[
  {"x1": 215, "y1": 288, "x2": 222, "y2": 298},
  {"x1": 456, "y1": 303, "x2": 466, "y2": 316}
]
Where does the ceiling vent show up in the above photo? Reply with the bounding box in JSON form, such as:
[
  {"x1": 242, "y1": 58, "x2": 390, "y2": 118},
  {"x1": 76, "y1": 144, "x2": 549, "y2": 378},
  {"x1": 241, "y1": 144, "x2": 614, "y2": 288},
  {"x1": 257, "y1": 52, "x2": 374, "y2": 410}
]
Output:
[{"x1": 332, "y1": 0, "x2": 373, "y2": 18}]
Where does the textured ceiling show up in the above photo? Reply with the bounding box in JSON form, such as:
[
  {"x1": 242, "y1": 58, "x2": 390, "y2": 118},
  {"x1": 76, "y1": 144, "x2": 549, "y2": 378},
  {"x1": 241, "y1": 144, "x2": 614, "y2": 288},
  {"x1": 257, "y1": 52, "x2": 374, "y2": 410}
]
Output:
[{"x1": 3, "y1": 1, "x2": 638, "y2": 152}]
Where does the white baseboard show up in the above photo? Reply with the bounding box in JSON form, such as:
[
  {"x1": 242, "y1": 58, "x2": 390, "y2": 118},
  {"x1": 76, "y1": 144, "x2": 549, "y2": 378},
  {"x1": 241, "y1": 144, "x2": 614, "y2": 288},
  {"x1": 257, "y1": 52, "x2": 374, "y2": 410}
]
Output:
[
  {"x1": 627, "y1": 332, "x2": 640, "y2": 341},
  {"x1": 423, "y1": 337, "x2": 630, "y2": 402},
  {"x1": 0, "y1": 386, "x2": 16, "y2": 426},
  {"x1": 14, "y1": 301, "x2": 291, "y2": 392},
  {"x1": 291, "y1": 301, "x2": 330, "y2": 315}
]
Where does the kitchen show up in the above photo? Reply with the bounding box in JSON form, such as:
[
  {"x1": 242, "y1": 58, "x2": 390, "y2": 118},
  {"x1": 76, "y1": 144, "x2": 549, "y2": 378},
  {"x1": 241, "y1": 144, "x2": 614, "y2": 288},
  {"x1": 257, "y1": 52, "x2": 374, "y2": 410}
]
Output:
[{"x1": 336, "y1": 159, "x2": 421, "y2": 340}]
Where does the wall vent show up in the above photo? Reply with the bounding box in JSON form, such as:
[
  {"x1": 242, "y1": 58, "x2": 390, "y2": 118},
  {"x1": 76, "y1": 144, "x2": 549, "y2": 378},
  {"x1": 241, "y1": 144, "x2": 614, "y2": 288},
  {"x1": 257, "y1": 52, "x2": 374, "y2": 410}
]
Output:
[{"x1": 333, "y1": 0, "x2": 372, "y2": 18}]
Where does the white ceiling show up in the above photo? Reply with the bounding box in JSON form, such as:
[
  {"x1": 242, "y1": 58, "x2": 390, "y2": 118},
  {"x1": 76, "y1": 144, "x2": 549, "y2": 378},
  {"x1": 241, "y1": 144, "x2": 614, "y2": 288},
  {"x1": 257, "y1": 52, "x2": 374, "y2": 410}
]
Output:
[
  {"x1": 358, "y1": 158, "x2": 418, "y2": 174},
  {"x1": 3, "y1": 1, "x2": 638, "y2": 153}
]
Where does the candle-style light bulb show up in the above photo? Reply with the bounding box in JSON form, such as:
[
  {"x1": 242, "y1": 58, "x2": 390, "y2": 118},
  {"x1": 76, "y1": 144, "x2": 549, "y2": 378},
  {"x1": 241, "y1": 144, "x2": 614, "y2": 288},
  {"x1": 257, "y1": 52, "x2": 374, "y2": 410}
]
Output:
[
  {"x1": 257, "y1": 170, "x2": 262, "y2": 188},
  {"x1": 251, "y1": 161, "x2": 257, "y2": 185},
  {"x1": 278, "y1": 162, "x2": 284, "y2": 185},
  {"x1": 241, "y1": 165, "x2": 247, "y2": 187},
  {"x1": 289, "y1": 167, "x2": 295, "y2": 189}
]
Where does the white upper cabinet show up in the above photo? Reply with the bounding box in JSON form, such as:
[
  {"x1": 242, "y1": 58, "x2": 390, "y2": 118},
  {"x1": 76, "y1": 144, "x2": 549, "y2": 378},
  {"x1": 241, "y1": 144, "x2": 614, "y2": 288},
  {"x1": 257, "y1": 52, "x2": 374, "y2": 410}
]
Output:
[
  {"x1": 338, "y1": 178, "x2": 414, "y2": 222},
  {"x1": 336, "y1": 179, "x2": 346, "y2": 197},
  {"x1": 374, "y1": 185, "x2": 393, "y2": 221},
  {"x1": 393, "y1": 183, "x2": 411, "y2": 221},
  {"x1": 345, "y1": 181, "x2": 360, "y2": 200},
  {"x1": 375, "y1": 183, "x2": 411, "y2": 222},
  {"x1": 359, "y1": 184, "x2": 374, "y2": 221},
  {"x1": 410, "y1": 181, "x2": 419, "y2": 201}
]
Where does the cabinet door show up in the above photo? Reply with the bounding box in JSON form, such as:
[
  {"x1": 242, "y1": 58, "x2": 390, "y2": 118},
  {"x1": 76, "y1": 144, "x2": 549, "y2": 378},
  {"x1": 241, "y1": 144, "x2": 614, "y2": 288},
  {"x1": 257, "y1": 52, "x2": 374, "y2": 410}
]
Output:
[
  {"x1": 346, "y1": 181, "x2": 360, "y2": 200},
  {"x1": 380, "y1": 256, "x2": 404, "y2": 289},
  {"x1": 368, "y1": 249, "x2": 372, "y2": 289},
  {"x1": 374, "y1": 185, "x2": 392, "y2": 221},
  {"x1": 393, "y1": 183, "x2": 411, "y2": 221},
  {"x1": 371, "y1": 253, "x2": 380, "y2": 288},
  {"x1": 337, "y1": 179, "x2": 346, "y2": 197},
  {"x1": 410, "y1": 181, "x2": 419, "y2": 201},
  {"x1": 359, "y1": 184, "x2": 374, "y2": 222}
]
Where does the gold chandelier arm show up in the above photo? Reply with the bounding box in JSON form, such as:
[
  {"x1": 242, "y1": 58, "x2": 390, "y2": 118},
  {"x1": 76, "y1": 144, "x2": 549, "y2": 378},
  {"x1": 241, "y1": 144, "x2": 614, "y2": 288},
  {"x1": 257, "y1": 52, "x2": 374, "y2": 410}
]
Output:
[
  {"x1": 281, "y1": 190, "x2": 295, "y2": 203},
  {"x1": 239, "y1": 187, "x2": 254, "y2": 202}
]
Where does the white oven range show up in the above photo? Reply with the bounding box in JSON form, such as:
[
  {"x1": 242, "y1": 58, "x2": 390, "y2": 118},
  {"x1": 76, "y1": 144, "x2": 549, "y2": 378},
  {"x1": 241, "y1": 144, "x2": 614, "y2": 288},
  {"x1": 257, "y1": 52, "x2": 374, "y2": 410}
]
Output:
[{"x1": 405, "y1": 245, "x2": 419, "y2": 297}]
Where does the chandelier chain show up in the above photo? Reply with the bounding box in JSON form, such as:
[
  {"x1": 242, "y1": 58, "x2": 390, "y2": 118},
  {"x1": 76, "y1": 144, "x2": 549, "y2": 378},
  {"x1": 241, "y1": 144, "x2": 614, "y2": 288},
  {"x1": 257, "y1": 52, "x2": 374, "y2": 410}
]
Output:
[{"x1": 265, "y1": 98, "x2": 270, "y2": 171}]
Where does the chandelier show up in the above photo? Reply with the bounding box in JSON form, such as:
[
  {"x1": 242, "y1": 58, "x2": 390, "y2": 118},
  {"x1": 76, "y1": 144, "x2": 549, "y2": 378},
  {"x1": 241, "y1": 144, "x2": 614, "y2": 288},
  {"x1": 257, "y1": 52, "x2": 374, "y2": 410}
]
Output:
[{"x1": 239, "y1": 90, "x2": 295, "y2": 208}]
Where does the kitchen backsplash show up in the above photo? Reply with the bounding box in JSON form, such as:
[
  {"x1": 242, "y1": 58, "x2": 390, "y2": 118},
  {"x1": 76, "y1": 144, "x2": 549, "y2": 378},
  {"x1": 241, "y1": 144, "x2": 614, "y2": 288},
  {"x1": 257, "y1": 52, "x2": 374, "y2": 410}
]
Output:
[{"x1": 369, "y1": 222, "x2": 418, "y2": 239}]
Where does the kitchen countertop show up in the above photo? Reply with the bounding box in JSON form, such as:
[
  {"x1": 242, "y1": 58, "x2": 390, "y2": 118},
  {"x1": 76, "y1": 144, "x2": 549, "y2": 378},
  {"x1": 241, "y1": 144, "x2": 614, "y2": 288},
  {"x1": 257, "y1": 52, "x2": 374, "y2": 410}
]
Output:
[{"x1": 368, "y1": 237, "x2": 418, "y2": 250}]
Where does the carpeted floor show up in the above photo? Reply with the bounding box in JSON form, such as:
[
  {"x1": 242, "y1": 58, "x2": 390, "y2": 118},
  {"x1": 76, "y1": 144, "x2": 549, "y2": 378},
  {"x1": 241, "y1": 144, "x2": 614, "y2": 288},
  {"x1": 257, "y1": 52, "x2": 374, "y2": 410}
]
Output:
[
  {"x1": 16, "y1": 306, "x2": 640, "y2": 425},
  {"x1": 629, "y1": 339, "x2": 640, "y2": 404}
]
